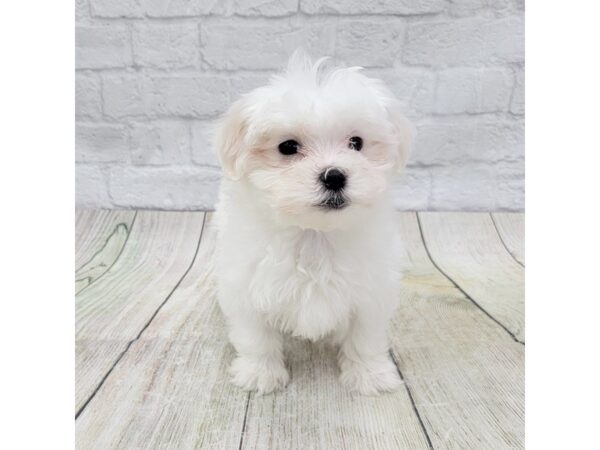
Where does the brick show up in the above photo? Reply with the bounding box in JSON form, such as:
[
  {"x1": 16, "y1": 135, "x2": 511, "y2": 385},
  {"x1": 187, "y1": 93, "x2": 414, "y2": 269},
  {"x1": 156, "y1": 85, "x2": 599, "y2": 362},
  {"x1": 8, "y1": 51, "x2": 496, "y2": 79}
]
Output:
[
  {"x1": 191, "y1": 121, "x2": 220, "y2": 167},
  {"x1": 76, "y1": 0, "x2": 90, "y2": 23},
  {"x1": 130, "y1": 121, "x2": 191, "y2": 165},
  {"x1": 391, "y1": 167, "x2": 432, "y2": 211},
  {"x1": 76, "y1": 123, "x2": 129, "y2": 162},
  {"x1": 76, "y1": 74, "x2": 102, "y2": 120},
  {"x1": 510, "y1": 68, "x2": 524, "y2": 114},
  {"x1": 109, "y1": 166, "x2": 222, "y2": 209},
  {"x1": 201, "y1": 20, "x2": 335, "y2": 70},
  {"x1": 76, "y1": 165, "x2": 112, "y2": 208},
  {"x1": 90, "y1": 0, "x2": 143, "y2": 18},
  {"x1": 403, "y1": 16, "x2": 524, "y2": 66},
  {"x1": 413, "y1": 119, "x2": 523, "y2": 165},
  {"x1": 145, "y1": 0, "x2": 298, "y2": 17},
  {"x1": 434, "y1": 68, "x2": 513, "y2": 114},
  {"x1": 103, "y1": 76, "x2": 148, "y2": 119},
  {"x1": 302, "y1": 0, "x2": 445, "y2": 15},
  {"x1": 103, "y1": 75, "x2": 230, "y2": 119},
  {"x1": 148, "y1": 76, "x2": 230, "y2": 118},
  {"x1": 229, "y1": 73, "x2": 271, "y2": 99},
  {"x1": 335, "y1": 19, "x2": 404, "y2": 68},
  {"x1": 132, "y1": 24, "x2": 199, "y2": 69},
  {"x1": 428, "y1": 161, "x2": 524, "y2": 211},
  {"x1": 365, "y1": 68, "x2": 435, "y2": 116},
  {"x1": 76, "y1": 26, "x2": 132, "y2": 69}
]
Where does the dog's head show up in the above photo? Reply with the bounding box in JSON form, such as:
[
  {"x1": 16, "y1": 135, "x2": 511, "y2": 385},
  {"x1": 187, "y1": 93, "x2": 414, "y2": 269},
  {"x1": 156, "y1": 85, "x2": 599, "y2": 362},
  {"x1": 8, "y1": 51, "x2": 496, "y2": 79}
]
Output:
[{"x1": 215, "y1": 51, "x2": 413, "y2": 230}]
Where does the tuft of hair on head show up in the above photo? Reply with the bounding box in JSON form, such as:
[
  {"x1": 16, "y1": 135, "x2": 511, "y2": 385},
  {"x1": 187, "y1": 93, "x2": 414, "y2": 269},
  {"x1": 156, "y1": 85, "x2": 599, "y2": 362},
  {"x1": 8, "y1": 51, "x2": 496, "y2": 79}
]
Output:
[
  {"x1": 286, "y1": 49, "x2": 328, "y2": 74},
  {"x1": 273, "y1": 48, "x2": 335, "y2": 88}
]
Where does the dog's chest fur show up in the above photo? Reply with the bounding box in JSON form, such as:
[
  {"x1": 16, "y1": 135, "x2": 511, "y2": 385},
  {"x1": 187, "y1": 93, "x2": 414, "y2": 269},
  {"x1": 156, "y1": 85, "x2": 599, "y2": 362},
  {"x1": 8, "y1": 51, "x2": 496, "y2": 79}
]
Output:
[
  {"x1": 247, "y1": 228, "x2": 368, "y2": 340},
  {"x1": 215, "y1": 187, "x2": 401, "y2": 342}
]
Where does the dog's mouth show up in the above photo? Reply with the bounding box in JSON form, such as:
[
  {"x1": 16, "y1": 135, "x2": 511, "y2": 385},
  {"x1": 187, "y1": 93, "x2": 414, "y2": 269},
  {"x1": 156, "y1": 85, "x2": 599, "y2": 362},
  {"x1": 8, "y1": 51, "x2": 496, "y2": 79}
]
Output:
[{"x1": 318, "y1": 193, "x2": 349, "y2": 211}]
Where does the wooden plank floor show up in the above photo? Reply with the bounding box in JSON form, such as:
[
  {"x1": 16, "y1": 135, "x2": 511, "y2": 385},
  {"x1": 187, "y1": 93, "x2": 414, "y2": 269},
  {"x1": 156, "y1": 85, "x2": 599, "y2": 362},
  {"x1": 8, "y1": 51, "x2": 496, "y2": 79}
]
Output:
[{"x1": 75, "y1": 211, "x2": 525, "y2": 450}]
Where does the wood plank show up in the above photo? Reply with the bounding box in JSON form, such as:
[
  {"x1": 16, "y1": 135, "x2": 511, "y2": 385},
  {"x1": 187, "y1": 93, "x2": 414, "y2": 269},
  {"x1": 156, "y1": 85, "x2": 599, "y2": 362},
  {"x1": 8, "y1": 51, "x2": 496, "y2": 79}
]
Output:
[
  {"x1": 75, "y1": 210, "x2": 135, "y2": 271},
  {"x1": 241, "y1": 338, "x2": 431, "y2": 449},
  {"x1": 76, "y1": 210, "x2": 524, "y2": 449},
  {"x1": 418, "y1": 212, "x2": 525, "y2": 343},
  {"x1": 75, "y1": 211, "x2": 205, "y2": 413},
  {"x1": 75, "y1": 210, "x2": 137, "y2": 293},
  {"x1": 491, "y1": 213, "x2": 525, "y2": 266},
  {"x1": 76, "y1": 214, "x2": 250, "y2": 449},
  {"x1": 391, "y1": 213, "x2": 524, "y2": 449}
]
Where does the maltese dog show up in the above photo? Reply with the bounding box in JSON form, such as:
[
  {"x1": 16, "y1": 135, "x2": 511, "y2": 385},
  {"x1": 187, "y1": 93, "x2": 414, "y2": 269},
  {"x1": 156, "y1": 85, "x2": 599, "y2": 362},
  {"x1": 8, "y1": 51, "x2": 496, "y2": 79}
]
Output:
[{"x1": 213, "y1": 51, "x2": 413, "y2": 395}]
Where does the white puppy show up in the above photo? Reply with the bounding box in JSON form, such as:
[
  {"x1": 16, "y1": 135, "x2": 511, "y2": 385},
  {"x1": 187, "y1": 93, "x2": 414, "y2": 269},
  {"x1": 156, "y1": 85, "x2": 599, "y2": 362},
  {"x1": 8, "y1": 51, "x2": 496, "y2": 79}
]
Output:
[{"x1": 213, "y1": 52, "x2": 413, "y2": 395}]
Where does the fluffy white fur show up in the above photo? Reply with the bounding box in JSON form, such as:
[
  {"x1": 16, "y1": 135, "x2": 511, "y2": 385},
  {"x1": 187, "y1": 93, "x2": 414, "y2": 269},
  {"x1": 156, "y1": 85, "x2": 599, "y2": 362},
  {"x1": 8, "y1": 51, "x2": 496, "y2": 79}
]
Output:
[{"x1": 213, "y1": 52, "x2": 413, "y2": 395}]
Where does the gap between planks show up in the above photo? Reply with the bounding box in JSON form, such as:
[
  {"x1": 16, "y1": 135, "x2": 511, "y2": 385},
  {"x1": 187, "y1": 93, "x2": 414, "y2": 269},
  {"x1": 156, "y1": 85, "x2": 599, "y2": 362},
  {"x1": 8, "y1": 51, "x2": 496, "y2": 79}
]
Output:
[
  {"x1": 75, "y1": 211, "x2": 206, "y2": 412},
  {"x1": 416, "y1": 212, "x2": 525, "y2": 345},
  {"x1": 392, "y1": 212, "x2": 524, "y2": 449},
  {"x1": 490, "y1": 213, "x2": 525, "y2": 268},
  {"x1": 237, "y1": 392, "x2": 252, "y2": 450},
  {"x1": 75, "y1": 213, "x2": 207, "y2": 419},
  {"x1": 390, "y1": 349, "x2": 434, "y2": 450},
  {"x1": 76, "y1": 211, "x2": 524, "y2": 449}
]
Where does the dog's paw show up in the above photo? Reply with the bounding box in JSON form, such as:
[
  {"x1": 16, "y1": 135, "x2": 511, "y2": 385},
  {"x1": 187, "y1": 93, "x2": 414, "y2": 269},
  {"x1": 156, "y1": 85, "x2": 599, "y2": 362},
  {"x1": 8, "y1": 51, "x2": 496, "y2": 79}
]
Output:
[
  {"x1": 339, "y1": 355, "x2": 403, "y2": 395},
  {"x1": 229, "y1": 356, "x2": 289, "y2": 395}
]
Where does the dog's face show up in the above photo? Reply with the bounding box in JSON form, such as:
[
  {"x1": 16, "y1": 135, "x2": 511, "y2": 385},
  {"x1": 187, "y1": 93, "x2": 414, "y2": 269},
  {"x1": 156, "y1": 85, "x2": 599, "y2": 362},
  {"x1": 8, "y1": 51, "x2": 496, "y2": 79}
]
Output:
[{"x1": 216, "y1": 54, "x2": 413, "y2": 230}]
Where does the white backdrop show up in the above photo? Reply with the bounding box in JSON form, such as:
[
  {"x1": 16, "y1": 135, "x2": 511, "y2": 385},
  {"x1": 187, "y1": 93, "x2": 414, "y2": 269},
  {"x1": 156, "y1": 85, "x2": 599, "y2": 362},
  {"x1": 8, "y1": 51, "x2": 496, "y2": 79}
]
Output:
[{"x1": 76, "y1": 0, "x2": 524, "y2": 211}]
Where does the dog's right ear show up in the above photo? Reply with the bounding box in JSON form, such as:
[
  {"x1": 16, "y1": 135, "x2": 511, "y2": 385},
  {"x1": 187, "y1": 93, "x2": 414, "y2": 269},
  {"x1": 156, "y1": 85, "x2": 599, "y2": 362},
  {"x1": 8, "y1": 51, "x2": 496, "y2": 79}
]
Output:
[
  {"x1": 215, "y1": 97, "x2": 250, "y2": 180},
  {"x1": 387, "y1": 104, "x2": 414, "y2": 173}
]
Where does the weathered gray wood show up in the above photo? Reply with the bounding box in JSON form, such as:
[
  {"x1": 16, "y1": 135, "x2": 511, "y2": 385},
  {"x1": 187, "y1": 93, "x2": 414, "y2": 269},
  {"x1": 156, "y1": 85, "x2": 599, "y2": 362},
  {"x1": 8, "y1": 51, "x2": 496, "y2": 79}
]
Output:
[
  {"x1": 76, "y1": 214, "x2": 250, "y2": 449},
  {"x1": 75, "y1": 211, "x2": 205, "y2": 413},
  {"x1": 75, "y1": 210, "x2": 135, "y2": 271},
  {"x1": 491, "y1": 213, "x2": 525, "y2": 266},
  {"x1": 391, "y1": 213, "x2": 524, "y2": 449},
  {"x1": 418, "y1": 212, "x2": 525, "y2": 342},
  {"x1": 241, "y1": 337, "x2": 430, "y2": 450},
  {"x1": 75, "y1": 210, "x2": 136, "y2": 293},
  {"x1": 75, "y1": 211, "x2": 525, "y2": 449}
]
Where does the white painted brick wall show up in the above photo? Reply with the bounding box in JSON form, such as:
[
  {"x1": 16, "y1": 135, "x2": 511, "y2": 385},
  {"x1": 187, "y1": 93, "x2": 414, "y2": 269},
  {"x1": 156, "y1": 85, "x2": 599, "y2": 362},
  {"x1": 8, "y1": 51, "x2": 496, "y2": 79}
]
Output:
[{"x1": 76, "y1": 0, "x2": 524, "y2": 211}]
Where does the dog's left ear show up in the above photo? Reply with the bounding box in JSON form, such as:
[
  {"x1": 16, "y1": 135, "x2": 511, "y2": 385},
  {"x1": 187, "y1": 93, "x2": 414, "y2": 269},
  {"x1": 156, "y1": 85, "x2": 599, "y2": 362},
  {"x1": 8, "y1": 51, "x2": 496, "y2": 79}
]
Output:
[
  {"x1": 214, "y1": 97, "x2": 250, "y2": 180},
  {"x1": 387, "y1": 103, "x2": 414, "y2": 173}
]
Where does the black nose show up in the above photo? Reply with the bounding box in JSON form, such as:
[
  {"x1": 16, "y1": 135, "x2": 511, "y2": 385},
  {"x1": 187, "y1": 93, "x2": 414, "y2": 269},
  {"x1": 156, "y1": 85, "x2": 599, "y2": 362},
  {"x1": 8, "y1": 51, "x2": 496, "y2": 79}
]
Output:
[{"x1": 319, "y1": 168, "x2": 346, "y2": 191}]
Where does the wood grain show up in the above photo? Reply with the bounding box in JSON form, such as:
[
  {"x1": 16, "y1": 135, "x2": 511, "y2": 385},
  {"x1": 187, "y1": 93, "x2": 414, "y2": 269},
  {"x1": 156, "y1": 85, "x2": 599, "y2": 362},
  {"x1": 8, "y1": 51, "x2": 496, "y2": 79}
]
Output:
[
  {"x1": 75, "y1": 211, "x2": 205, "y2": 413},
  {"x1": 241, "y1": 337, "x2": 431, "y2": 450},
  {"x1": 491, "y1": 213, "x2": 525, "y2": 266},
  {"x1": 391, "y1": 213, "x2": 524, "y2": 449},
  {"x1": 75, "y1": 210, "x2": 136, "y2": 271},
  {"x1": 76, "y1": 214, "x2": 250, "y2": 449},
  {"x1": 418, "y1": 212, "x2": 525, "y2": 343},
  {"x1": 75, "y1": 211, "x2": 136, "y2": 293},
  {"x1": 75, "y1": 211, "x2": 525, "y2": 449}
]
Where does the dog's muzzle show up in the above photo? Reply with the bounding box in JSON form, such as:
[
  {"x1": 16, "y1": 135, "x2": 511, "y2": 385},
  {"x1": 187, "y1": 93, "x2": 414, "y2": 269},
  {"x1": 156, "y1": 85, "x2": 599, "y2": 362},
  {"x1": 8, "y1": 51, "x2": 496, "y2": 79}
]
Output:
[{"x1": 320, "y1": 193, "x2": 348, "y2": 210}]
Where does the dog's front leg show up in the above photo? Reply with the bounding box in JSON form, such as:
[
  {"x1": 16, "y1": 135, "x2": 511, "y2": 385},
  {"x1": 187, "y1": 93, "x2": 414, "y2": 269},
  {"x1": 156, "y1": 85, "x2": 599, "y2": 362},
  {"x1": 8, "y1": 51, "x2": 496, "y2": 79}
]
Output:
[
  {"x1": 338, "y1": 311, "x2": 402, "y2": 395},
  {"x1": 226, "y1": 312, "x2": 289, "y2": 394}
]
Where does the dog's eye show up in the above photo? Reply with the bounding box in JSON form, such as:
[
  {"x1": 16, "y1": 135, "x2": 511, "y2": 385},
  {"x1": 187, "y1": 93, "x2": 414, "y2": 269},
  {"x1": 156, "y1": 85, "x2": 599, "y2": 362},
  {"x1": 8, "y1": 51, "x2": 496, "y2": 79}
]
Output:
[
  {"x1": 349, "y1": 136, "x2": 363, "y2": 151},
  {"x1": 278, "y1": 139, "x2": 300, "y2": 155}
]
